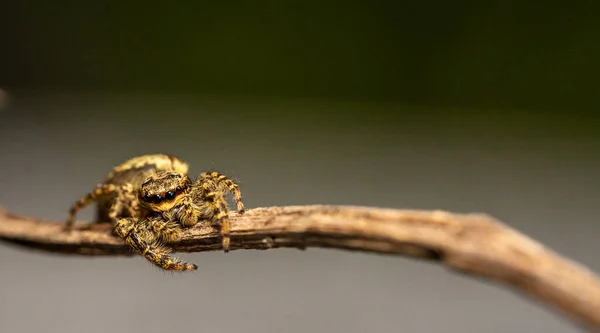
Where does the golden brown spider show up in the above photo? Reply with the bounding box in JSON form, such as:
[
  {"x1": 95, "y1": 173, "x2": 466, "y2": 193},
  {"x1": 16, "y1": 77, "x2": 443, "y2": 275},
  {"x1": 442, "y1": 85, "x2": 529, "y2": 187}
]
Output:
[{"x1": 64, "y1": 154, "x2": 245, "y2": 271}]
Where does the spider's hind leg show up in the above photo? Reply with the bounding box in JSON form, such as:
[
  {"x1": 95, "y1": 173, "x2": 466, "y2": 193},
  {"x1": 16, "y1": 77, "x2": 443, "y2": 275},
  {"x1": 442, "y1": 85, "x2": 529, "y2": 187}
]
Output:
[
  {"x1": 65, "y1": 184, "x2": 117, "y2": 231},
  {"x1": 66, "y1": 183, "x2": 137, "y2": 231},
  {"x1": 108, "y1": 184, "x2": 138, "y2": 223}
]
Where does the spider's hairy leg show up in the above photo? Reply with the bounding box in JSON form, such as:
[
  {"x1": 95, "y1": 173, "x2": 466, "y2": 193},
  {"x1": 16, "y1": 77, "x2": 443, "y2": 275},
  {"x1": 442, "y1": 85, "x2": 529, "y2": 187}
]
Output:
[
  {"x1": 197, "y1": 181, "x2": 233, "y2": 252},
  {"x1": 148, "y1": 217, "x2": 182, "y2": 243},
  {"x1": 108, "y1": 184, "x2": 137, "y2": 223},
  {"x1": 65, "y1": 183, "x2": 122, "y2": 231},
  {"x1": 114, "y1": 217, "x2": 197, "y2": 272},
  {"x1": 199, "y1": 171, "x2": 245, "y2": 214},
  {"x1": 171, "y1": 196, "x2": 200, "y2": 228}
]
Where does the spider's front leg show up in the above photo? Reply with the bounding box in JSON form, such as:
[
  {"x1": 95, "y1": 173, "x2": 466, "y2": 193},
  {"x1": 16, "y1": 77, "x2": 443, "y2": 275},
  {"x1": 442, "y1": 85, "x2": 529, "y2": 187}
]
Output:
[
  {"x1": 199, "y1": 171, "x2": 245, "y2": 214},
  {"x1": 147, "y1": 215, "x2": 184, "y2": 244},
  {"x1": 194, "y1": 179, "x2": 234, "y2": 252},
  {"x1": 169, "y1": 196, "x2": 201, "y2": 228},
  {"x1": 114, "y1": 217, "x2": 197, "y2": 271}
]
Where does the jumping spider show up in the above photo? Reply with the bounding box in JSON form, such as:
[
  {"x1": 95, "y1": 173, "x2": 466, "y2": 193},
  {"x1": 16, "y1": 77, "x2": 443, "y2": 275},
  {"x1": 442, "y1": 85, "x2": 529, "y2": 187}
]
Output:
[{"x1": 64, "y1": 154, "x2": 245, "y2": 271}]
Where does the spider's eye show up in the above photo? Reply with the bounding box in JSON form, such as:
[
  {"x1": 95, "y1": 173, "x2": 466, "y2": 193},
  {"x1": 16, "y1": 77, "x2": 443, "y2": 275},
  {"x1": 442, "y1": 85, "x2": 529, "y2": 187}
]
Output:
[
  {"x1": 165, "y1": 191, "x2": 175, "y2": 200},
  {"x1": 152, "y1": 194, "x2": 163, "y2": 203},
  {"x1": 175, "y1": 186, "x2": 182, "y2": 192},
  {"x1": 143, "y1": 194, "x2": 153, "y2": 202}
]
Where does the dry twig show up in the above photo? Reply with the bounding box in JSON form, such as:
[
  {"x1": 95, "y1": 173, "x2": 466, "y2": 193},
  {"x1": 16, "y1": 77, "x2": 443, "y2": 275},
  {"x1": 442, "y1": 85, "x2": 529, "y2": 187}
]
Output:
[{"x1": 0, "y1": 205, "x2": 599, "y2": 331}]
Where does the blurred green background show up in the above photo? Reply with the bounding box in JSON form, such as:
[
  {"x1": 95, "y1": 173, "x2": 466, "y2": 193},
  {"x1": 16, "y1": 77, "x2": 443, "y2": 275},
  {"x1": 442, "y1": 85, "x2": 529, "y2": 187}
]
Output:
[
  {"x1": 3, "y1": 1, "x2": 600, "y2": 112},
  {"x1": 1, "y1": 2, "x2": 599, "y2": 333}
]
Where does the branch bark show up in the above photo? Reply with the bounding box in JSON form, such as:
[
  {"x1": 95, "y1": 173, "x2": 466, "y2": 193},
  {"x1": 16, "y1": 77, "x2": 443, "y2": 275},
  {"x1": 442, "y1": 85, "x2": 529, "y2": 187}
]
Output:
[{"x1": 0, "y1": 205, "x2": 599, "y2": 331}]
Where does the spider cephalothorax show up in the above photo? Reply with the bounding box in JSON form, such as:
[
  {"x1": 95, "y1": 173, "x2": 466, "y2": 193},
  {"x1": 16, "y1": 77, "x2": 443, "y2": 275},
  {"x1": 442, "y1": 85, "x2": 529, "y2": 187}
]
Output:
[
  {"x1": 138, "y1": 171, "x2": 192, "y2": 213},
  {"x1": 64, "y1": 154, "x2": 245, "y2": 272}
]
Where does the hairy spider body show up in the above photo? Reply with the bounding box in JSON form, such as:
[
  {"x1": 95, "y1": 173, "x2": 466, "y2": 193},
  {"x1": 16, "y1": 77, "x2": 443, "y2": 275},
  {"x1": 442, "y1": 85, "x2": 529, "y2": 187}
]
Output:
[
  {"x1": 65, "y1": 154, "x2": 245, "y2": 272},
  {"x1": 65, "y1": 154, "x2": 189, "y2": 229}
]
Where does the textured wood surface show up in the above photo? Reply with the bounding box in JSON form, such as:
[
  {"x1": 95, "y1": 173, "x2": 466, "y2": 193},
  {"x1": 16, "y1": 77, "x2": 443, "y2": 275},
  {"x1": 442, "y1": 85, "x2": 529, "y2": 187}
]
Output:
[{"x1": 1, "y1": 205, "x2": 599, "y2": 331}]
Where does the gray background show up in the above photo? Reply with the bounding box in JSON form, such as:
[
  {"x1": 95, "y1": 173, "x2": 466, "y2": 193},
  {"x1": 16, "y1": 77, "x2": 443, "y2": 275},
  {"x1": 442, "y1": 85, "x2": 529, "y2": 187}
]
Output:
[
  {"x1": 0, "y1": 93, "x2": 598, "y2": 333},
  {"x1": 2, "y1": 1, "x2": 600, "y2": 332}
]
